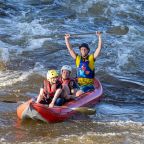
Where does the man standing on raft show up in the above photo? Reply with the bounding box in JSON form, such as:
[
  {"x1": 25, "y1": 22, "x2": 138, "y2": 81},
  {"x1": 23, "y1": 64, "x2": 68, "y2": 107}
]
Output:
[{"x1": 65, "y1": 32, "x2": 102, "y2": 96}]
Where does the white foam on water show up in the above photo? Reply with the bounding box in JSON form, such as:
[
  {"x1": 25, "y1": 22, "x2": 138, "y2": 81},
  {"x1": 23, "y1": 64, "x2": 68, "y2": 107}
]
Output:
[
  {"x1": 12, "y1": 19, "x2": 55, "y2": 51},
  {"x1": 114, "y1": 75, "x2": 144, "y2": 87},
  {"x1": 117, "y1": 48, "x2": 131, "y2": 69},
  {"x1": 0, "y1": 47, "x2": 22, "y2": 66},
  {"x1": 0, "y1": 41, "x2": 11, "y2": 62},
  {"x1": 113, "y1": 24, "x2": 143, "y2": 73},
  {"x1": 46, "y1": 127, "x2": 144, "y2": 144},
  {"x1": 54, "y1": 0, "x2": 71, "y2": 7},
  {"x1": 106, "y1": 34, "x2": 137, "y2": 74},
  {"x1": 0, "y1": 40, "x2": 25, "y2": 63},
  {"x1": 86, "y1": 131, "x2": 128, "y2": 137},
  {"x1": 93, "y1": 102, "x2": 144, "y2": 122},
  {"x1": 16, "y1": 19, "x2": 49, "y2": 36},
  {"x1": 0, "y1": 70, "x2": 33, "y2": 87},
  {"x1": 96, "y1": 103, "x2": 139, "y2": 116},
  {"x1": 0, "y1": 47, "x2": 9, "y2": 63},
  {"x1": 54, "y1": 0, "x2": 98, "y2": 13},
  {"x1": 26, "y1": 38, "x2": 46, "y2": 51},
  {"x1": 55, "y1": 0, "x2": 141, "y2": 15},
  {"x1": 72, "y1": 0, "x2": 97, "y2": 14},
  {"x1": 0, "y1": 138, "x2": 6, "y2": 143},
  {"x1": 33, "y1": 62, "x2": 46, "y2": 77},
  {"x1": 95, "y1": 120, "x2": 144, "y2": 127},
  {"x1": 0, "y1": 61, "x2": 48, "y2": 87}
]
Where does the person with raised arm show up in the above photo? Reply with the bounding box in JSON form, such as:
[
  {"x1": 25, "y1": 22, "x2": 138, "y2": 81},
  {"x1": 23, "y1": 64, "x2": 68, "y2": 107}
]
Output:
[{"x1": 65, "y1": 32, "x2": 102, "y2": 96}]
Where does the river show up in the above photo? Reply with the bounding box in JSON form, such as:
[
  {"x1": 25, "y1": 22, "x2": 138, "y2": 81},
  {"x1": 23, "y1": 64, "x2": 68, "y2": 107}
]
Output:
[{"x1": 0, "y1": 0, "x2": 144, "y2": 143}]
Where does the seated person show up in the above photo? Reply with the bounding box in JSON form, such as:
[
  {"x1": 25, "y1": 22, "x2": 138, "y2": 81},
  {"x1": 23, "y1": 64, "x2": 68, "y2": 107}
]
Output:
[
  {"x1": 36, "y1": 69, "x2": 68, "y2": 108},
  {"x1": 59, "y1": 65, "x2": 77, "y2": 98}
]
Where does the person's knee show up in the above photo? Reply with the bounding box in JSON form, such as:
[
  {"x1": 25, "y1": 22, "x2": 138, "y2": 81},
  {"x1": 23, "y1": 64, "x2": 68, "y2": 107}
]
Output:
[
  {"x1": 76, "y1": 90, "x2": 83, "y2": 97},
  {"x1": 71, "y1": 89, "x2": 76, "y2": 95},
  {"x1": 55, "y1": 98, "x2": 65, "y2": 106},
  {"x1": 63, "y1": 84, "x2": 70, "y2": 94},
  {"x1": 76, "y1": 92, "x2": 79, "y2": 97}
]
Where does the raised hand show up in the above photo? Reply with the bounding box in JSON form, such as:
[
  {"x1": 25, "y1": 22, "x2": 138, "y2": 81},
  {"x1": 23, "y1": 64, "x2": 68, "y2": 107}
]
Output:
[
  {"x1": 65, "y1": 34, "x2": 70, "y2": 40},
  {"x1": 96, "y1": 31, "x2": 102, "y2": 37}
]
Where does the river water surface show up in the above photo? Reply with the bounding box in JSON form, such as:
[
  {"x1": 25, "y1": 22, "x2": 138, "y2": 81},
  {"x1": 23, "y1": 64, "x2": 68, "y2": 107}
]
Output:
[{"x1": 0, "y1": 0, "x2": 144, "y2": 143}]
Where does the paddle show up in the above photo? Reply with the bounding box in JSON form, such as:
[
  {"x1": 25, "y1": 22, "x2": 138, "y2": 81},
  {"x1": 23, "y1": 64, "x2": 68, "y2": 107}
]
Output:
[
  {"x1": 33, "y1": 26, "x2": 129, "y2": 39},
  {"x1": 68, "y1": 26, "x2": 129, "y2": 36},
  {"x1": 68, "y1": 107, "x2": 96, "y2": 115},
  {"x1": 0, "y1": 100, "x2": 25, "y2": 104},
  {"x1": 1, "y1": 100, "x2": 96, "y2": 115}
]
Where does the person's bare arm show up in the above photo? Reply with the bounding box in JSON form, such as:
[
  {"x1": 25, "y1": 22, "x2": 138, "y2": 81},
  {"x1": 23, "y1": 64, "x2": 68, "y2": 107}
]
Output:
[
  {"x1": 36, "y1": 88, "x2": 44, "y2": 103},
  {"x1": 94, "y1": 32, "x2": 102, "y2": 60},
  {"x1": 49, "y1": 88, "x2": 62, "y2": 108},
  {"x1": 65, "y1": 34, "x2": 77, "y2": 59}
]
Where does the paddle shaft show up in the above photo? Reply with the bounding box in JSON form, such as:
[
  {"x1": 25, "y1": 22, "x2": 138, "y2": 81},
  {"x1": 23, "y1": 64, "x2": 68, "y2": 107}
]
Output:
[
  {"x1": 33, "y1": 26, "x2": 129, "y2": 39},
  {"x1": 70, "y1": 32, "x2": 98, "y2": 36},
  {"x1": 56, "y1": 106, "x2": 96, "y2": 115},
  {"x1": 69, "y1": 26, "x2": 129, "y2": 36}
]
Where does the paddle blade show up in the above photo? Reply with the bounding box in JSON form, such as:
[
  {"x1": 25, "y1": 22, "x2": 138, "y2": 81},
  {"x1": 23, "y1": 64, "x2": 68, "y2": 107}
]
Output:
[
  {"x1": 1, "y1": 100, "x2": 16, "y2": 103},
  {"x1": 0, "y1": 100, "x2": 25, "y2": 104},
  {"x1": 71, "y1": 107, "x2": 96, "y2": 115},
  {"x1": 106, "y1": 26, "x2": 129, "y2": 35}
]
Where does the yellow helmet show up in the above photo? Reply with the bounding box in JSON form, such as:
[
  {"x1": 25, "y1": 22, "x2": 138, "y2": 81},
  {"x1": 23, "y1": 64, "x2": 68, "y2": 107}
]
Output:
[{"x1": 47, "y1": 70, "x2": 58, "y2": 79}]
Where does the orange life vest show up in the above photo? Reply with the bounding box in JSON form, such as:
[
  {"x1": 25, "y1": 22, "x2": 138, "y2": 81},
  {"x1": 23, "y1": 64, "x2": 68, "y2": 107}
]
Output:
[
  {"x1": 58, "y1": 77, "x2": 76, "y2": 95},
  {"x1": 43, "y1": 80, "x2": 61, "y2": 97}
]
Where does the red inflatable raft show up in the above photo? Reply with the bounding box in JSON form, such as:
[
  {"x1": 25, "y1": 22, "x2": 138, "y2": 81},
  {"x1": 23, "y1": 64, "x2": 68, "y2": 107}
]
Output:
[{"x1": 17, "y1": 78, "x2": 103, "y2": 123}]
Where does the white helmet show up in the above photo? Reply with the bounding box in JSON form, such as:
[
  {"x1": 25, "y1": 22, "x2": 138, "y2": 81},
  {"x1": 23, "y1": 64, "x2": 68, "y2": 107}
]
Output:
[{"x1": 61, "y1": 65, "x2": 72, "y2": 73}]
